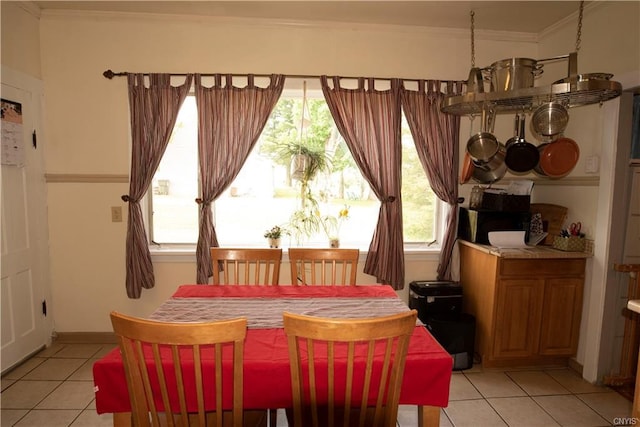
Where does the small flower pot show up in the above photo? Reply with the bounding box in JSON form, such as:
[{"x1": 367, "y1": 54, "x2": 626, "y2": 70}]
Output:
[
  {"x1": 329, "y1": 238, "x2": 340, "y2": 248},
  {"x1": 267, "y1": 238, "x2": 281, "y2": 248}
]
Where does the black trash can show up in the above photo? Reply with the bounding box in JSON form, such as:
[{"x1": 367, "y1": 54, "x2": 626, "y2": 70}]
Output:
[
  {"x1": 408, "y1": 281, "x2": 463, "y2": 320},
  {"x1": 425, "y1": 313, "x2": 476, "y2": 371},
  {"x1": 408, "y1": 280, "x2": 476, "y2": 370}
]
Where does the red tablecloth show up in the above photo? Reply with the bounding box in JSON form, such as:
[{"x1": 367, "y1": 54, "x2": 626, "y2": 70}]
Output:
[{"x1": 93, "y1": 285, "x2": 452, "y2": 413}]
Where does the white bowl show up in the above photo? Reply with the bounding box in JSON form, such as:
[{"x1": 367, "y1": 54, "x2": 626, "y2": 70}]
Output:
[{"x1": 488, "y1": 231, "x2": 527, "y2": 248}]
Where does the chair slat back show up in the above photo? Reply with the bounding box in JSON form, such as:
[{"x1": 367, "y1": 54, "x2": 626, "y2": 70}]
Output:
[
  {"x1": 110, "y1": 311, "x2": 246, "y2": 427},
  {"x1": 211, "y1": 247, "x2": 282, "y2": 285},
  {"x1": 288, "y1": 248, "x2": 359, "y2": 286},
  {"x1": 283, "y1": 310, "x2": 417, "y2": 427}
]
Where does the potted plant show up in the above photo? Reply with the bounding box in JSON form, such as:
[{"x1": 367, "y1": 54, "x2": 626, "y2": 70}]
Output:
[
  {"x1": 287, "y1": 204, "x2": 322, "y2": 246},
  {"x1": 264, "y1": 225, "x2": 287, "y2": 248},
  {"x1": 320, "y1": 205, "x2": 350, "y2": 248}
]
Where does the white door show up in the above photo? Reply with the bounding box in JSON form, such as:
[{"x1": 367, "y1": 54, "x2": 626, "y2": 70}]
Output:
[{"x1": 1, "y1": 74, "x2": 52, "y2": 373}]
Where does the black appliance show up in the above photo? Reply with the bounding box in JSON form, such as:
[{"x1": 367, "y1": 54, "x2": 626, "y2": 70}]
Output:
[
  {"x1": 409, "y1": 281, "x2": 475, "y2": 370},
  {"x1": 409, "y1": 281, "x2": 462, "y2": 320},
  {"x1": 458, "y1": 207, "x2": 531, "y2": 245}
]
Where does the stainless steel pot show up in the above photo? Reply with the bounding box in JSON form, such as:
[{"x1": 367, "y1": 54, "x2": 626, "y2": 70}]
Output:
[
  {"x1": 532, "y1": 102, "x2": 569, "y2": 138},
  {"x1": 466, "y1": 108, "x2": 498, "y2": 164},
  {"x1": 472, "y1": 144, "x2": 507, "y2": 184},
  {"x1": 467, "y1": 132, "x2": 498, "y2": 163},
  {"x1": 553, "y1": 73, "x2": 613, "y2": 85},
  {"x1": 484, "y1": 58, "x2": 544, "y2": 92}
]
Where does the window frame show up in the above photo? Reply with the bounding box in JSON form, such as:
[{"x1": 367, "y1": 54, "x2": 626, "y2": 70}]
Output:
[{"x1": 146, "y1": 83, "x2": 449, "y2": 258}]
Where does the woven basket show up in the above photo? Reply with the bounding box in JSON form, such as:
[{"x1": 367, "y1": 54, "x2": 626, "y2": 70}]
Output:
[{"x1": 552, "y1": 236, "x2": 586, "y2": 252}]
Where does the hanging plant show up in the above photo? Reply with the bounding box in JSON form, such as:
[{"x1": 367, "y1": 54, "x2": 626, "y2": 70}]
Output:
[
  {"x1": 280, "y1": 143, "x2": 330, "y2": 184},
  {"x1": 279, "y1": 144, "x2": 330, "y2": 245},
  {"x1": 278, "y1": 80, "x2": 333, "y2": 245}
]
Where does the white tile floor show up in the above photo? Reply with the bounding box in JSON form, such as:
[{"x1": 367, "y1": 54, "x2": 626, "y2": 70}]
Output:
[{"x1": 0, "y1": 341, "x2": 633, "y2": 426}]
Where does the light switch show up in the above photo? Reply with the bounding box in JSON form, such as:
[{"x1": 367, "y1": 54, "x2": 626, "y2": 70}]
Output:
[
  {"x1": 585, "y1": 155, "x2": 599, "y2": 173},
  {"x1": 111, "y1": 206, "x2": 123, "y2": 222}
]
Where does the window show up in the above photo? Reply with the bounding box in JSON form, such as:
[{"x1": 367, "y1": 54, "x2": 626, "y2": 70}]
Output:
[{"x1": 149, "y1": 81, "x2": 442, "y2": 250}]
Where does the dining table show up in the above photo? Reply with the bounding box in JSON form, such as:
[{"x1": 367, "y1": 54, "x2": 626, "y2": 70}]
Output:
[{"x1": 93, "y1": 284, "x2": 453, "y2": 426}]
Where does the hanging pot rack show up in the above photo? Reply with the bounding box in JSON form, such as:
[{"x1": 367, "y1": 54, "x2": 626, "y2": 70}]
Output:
[
  {"x1": 441, "y1": 58, "x2": 622, "y2": 116},
  {"x1": 442, "y1": 2, "x2": 622, "y2": 116}
]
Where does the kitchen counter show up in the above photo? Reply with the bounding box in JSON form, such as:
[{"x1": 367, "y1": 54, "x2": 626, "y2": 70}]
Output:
[
  {"x1": 459, "y1": 240, "x2": 586, "y2": 368},
  {"x1": 458, "y1": 239, "x2": 592, "y2": 259}
]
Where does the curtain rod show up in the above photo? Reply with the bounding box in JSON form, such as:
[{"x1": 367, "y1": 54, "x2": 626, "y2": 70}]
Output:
[{"x1": 102, "y1": 69, "x2": 464, "y2": 85}]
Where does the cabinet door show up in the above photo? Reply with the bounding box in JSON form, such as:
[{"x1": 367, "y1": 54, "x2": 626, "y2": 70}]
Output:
[
  {"x1": 493, "y1": 279, "x2": 544, "y2": 359},
  {"x1": 539, "y1": 278, "x2": 584, "y2": 356}
]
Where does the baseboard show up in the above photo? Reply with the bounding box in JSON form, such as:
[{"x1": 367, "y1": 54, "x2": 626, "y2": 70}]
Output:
[
  {"x1": 54, "y1": 332, "x2": 117, "y2": 344},
  {"x1": 568, "y1": 357, "x2": 583, "y2": 376}
]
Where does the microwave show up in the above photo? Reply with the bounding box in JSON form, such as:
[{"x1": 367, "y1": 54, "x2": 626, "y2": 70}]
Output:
[{"x1": 458, "y1": 207, "x2": 531, "y2": 245}]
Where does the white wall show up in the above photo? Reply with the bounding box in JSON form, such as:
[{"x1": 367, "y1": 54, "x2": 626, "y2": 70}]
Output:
[{"x1": 1, "y1": 2, "x2": 41, "y2": 78}]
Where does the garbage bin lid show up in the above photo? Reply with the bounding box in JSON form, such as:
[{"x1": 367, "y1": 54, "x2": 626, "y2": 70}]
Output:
[{"x1": 409, "y1": 281, "x2": 462, "y2": 297}]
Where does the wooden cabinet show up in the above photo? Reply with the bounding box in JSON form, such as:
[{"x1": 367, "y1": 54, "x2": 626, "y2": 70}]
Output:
[{"x1": 459, "y1": 241, "x2": 586, "y2": 368}]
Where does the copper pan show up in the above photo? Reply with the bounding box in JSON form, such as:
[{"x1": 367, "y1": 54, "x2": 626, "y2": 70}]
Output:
[{"x1": 538, "y1": 137, "x2": 580, "y2": 178}]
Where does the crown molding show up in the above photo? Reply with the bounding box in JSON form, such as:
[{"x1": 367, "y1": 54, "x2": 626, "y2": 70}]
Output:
[
  {"x1": 539, "y1": 1, "x2": 604, "y2": 40},
  {"x1": 38, "y1": 8, "x2": 538, "y2": 43},
  {"x1": 12, "y1": 1, "x2": 41, "y2": 18}
]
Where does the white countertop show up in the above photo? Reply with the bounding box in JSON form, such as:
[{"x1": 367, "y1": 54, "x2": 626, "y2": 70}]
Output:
[{"x1": 458, "y1": 240, "x2": 592, "y2": 259}]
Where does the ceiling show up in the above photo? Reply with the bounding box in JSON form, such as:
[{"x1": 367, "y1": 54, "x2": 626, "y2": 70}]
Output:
[{"x1": 32, "y1": 1, "x2": 587, "y2": 33}]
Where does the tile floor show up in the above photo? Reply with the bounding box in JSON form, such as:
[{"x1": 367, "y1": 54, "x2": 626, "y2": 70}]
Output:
[{"x1": 0, "y1": 341, "x2": 633, "y2": 426}]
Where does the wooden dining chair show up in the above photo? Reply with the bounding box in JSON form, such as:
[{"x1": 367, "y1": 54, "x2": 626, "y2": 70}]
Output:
[
  {"x1": 283, "y1": 310, "x2": 417, "y2": 427},
  {"x1": 288, "y1": 248, "x2": 359, "y2": 286},
  {"x1": 110, "y1": 311, "x2": 247, "y2": 427},
  {"x1": 211, "y1": 247, "x2": 282, "y2": 285}
]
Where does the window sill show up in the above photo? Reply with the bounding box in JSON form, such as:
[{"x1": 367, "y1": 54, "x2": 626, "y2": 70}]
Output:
[{"x1": 149, "y1": 244, "x2": 441, "y2": 263}]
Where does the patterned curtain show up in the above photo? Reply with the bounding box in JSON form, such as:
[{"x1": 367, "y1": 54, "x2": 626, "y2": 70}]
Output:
[
  {"x1": 401, "y1": 80, "x2": 463, "y2": 280},
  {"x1": 320, "y1": 76, "x2": 404, "y2": 290},
  {"x1": 124, "y1": 74, "x2": 193, "y2": 298},
  {"x1": 194, "y1": 74, "x2": 285, "y2": 284}
]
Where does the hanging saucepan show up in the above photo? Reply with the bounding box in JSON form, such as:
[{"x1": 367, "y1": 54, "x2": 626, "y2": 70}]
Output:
[
  {"x1": 466, "y1": 108, "x2": 498, "y2": 164},
  {"x1": 531, "y1": 102, "x2": 569, "y2": 138},
  {"x1": 472, "y1": 144, "x2": 507, "y2": 184},
  {"x1": 505, "y1": 114, "x2": 540, "y2": 174}
]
